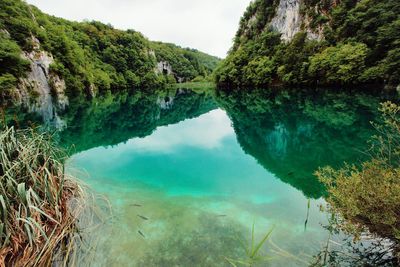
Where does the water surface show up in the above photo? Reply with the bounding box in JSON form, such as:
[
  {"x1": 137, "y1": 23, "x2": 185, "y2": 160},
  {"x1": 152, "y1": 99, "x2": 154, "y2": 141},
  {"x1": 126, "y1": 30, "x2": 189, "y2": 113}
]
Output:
[{"x1": 64, "y1": 87, "x2": 380, "y2": 266}]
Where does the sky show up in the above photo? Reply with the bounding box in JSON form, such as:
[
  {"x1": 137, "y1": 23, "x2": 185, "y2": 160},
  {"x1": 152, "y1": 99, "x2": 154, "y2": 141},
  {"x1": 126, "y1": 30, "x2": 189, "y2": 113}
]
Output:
[{"x1": 26, "y1": 0, "x2": 252, "y2": 58}]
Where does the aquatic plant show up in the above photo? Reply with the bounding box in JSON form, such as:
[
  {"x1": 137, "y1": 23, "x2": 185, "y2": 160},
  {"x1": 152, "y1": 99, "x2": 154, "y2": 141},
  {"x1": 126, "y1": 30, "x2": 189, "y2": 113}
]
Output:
[
  {"x1": 0, "y1": 127, "x2": 87, "y2": 266},
  {"x1": 137, "y1": 213, "x2": 246, "y2": 267},
  {"x1": 310, "y1": 225, "x2": 400, "y2": 266},
  {"x1": 304, "y1": 198, "x2": 311, "y2": 231},
  {"x1": 225, "y1": 223, "x2": 274, "y2": 267},
  {"x1": 317, "y1": 102, "x2": 400, "y2": 262}
]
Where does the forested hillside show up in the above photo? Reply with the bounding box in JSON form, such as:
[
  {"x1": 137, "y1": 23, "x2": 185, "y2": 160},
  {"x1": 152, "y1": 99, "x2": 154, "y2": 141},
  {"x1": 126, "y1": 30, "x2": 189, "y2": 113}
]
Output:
[
  {"x1": 0, "y1": 0, "x2": 219, "y2": 105},
  {"x1": 215, "y1": 0, "x2": 400, "y2": 90},
  {"x1": 151, "y1": 42, "x2": 220, "y2": 82}
]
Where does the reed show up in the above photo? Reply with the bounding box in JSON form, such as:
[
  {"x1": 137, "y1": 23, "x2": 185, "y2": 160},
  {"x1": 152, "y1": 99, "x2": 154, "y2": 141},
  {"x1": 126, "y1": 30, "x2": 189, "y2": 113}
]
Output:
[
  {"x1": 225, "y1": 223, "x2": 274, "y2": 267},
  {"x1": 0, "y1": 127, "x2": 88, "y2": 266}
]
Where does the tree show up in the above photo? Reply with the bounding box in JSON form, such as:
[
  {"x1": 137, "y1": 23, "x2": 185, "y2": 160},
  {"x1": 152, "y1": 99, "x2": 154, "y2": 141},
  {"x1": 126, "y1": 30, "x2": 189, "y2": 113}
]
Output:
[
  {"x1": 243, "y1": 56, "x2": 275, "y2": 86},
  {"x1": 308, "y1": 43, "x2": 369, "y2": 85}
]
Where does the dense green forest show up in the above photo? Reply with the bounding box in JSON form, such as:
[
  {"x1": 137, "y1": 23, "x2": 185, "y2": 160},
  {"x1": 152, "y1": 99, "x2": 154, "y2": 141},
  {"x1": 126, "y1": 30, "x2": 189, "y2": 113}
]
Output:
[
  {"x1": 151, "y1": 42, "x2": 220, "y2": 82},
  {"x1": 0, "y1": 0, "x2": 219, "y2": 103},
  {"x1": 215, "y1": 0, "x2": 400, "y2": 89}
]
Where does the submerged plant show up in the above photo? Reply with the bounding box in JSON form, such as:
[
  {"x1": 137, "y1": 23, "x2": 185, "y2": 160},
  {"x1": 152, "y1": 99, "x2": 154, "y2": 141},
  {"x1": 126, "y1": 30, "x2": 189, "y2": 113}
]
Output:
[
  {"x1": 225, "y1": 223, "x2": 274, "y2": 267},
  {"x1": 304, "y1": 198, "x2": 311, "y2": 232},
  {"x1": 0, "y1": 127, "x2": 91, "y2": 266}
]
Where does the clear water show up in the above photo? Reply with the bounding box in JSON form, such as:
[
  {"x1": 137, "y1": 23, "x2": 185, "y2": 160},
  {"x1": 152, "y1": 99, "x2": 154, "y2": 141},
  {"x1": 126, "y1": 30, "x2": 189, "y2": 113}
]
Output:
[{"x1": 63, "y1": 87, "x2": 381, "y2": 266}]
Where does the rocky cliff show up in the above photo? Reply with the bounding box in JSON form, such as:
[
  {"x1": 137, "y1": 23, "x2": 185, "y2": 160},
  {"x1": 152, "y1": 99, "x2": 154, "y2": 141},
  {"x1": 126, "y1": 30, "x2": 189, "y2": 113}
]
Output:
[
  {"x1": 235, "y1": 0, "x2": 328, "y2": 45},
  {"x1": 0, "y1": 0, "x2": 220, "y2": 127},
  {"x1": 271, "y1": 0, "x2": 325, "y2": 41},
  {"x1": 270, "y1": 0, "x2": 302, "y2": 40},
  {"x1": 17, "y1": 37, "x2": 67, "y2": 127},
  {"x1": 216, "y1": 0, "x2": 400, "y2": 89}
]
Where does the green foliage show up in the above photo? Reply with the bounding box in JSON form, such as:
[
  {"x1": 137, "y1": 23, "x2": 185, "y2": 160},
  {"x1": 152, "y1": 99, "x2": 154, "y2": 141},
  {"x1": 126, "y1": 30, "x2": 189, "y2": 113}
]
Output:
[
  {"x1": 0, "y1": 74, "x2": 17, "y2": 98},
  {"x1": 0, "y1": 73, "x2": 19, "y2": 106},
  {"x1": 275, "y1": 32, "x2": 325, "y2": 85},
  {"x1": 0, "y1": 0, "x2": 219, "y2": 99},
  {"x1": 191, "y1": 76, "x2": 207, "y2": 83},
  {"x1": 317, "y1": 102, "x2": 400, "y2": 247},
  {"x1": 151, "y1": 42, "x2": 220, "y2": 82},
  {"x1": 308, "y1": 43, "x2": 369, "y2": 85},
  {"x1": 225, "y1": 223, "x2": 274, "y2": 267},
  {"x1": 243, "y1": 56, "x2": 275, "y2": 86},
  {"x1": 234, "y1": 0, "x2": 280, "y2": 50},
  {"x1": 216, "y1": 0, "x2": 400, "y2": 89},
  {"x1": 0, "y1": 33, "x2": 30, "y2": 77}
]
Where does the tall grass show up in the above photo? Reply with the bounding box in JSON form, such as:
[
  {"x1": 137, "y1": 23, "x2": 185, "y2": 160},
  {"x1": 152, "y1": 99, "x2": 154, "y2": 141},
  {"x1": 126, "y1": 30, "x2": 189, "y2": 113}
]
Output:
[{"x1": 0, "y1": 127, "x2": 88, "y2": 266}]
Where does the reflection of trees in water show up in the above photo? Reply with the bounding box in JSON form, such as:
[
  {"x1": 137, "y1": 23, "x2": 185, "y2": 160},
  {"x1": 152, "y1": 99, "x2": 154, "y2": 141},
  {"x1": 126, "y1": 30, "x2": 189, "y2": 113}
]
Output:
[
  {"x1": 215, "y1": 88, "x2": 382, "y2": 198},
  {"x1": 10, "y1": 86, "x2": 384, "y2": 199},
  {"x1": 57, "y1": 88, "x2": 217, "y2": 153},
  {"x1": 2, "y1": 105, "x2": 42, "y2": 129},
  {"x1": 311, "y1": 231, "x2": 398, "y2": 266}
]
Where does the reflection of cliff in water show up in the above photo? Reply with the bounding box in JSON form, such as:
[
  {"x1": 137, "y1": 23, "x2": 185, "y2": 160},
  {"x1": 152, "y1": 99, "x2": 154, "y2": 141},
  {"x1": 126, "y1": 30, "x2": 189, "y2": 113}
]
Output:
[
  {"x1": 216, "y1": 88, "x2": 381, "y2": 198},
  {"x1": 5, "y1": 85, "x2": 385, "y2": 199},
  {"x1": 58, "y1": 88, "x2": 217, "y2": 153}
]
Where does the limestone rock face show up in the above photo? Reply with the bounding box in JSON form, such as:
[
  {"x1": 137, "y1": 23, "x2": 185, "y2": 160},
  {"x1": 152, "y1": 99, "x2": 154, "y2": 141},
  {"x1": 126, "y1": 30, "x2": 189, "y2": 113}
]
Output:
[
  {"x1": 156, "y1": 61, "x2": 174, "y2": 76},
  {"x1": 270, "y1": 0, "x2": 302, "y2": 41},
  {"x1": 270, "y1": 0, "x2": 324, "y2": 41},
  {"x1": 17, "y1": 37, "x2": 67, "y2": 128},
  {"x1": 155, "y1": 61, "x2": 186, "y2": 83},
  {"x1": 50, "y1": 74, "x2": 68, "y2": 109}
]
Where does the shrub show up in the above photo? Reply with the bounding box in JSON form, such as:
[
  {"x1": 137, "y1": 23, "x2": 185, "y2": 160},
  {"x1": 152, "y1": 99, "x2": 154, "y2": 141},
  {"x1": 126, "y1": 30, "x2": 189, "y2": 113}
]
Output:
[{"x1": 317, "y1": 102, "x2": 400, "y2": 259}]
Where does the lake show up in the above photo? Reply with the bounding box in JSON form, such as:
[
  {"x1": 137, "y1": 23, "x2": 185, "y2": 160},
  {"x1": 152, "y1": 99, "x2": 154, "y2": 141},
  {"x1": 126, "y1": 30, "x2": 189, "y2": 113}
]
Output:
[{"x1": 62, "y1": 86, "x2": 382, "y2": 266}]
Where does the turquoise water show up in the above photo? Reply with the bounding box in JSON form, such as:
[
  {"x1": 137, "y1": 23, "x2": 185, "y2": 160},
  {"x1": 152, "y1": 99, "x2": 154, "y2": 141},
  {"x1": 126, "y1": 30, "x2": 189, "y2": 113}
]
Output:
[{"x1": 64, "y1": 87, "x2": 380, "y2": 266}]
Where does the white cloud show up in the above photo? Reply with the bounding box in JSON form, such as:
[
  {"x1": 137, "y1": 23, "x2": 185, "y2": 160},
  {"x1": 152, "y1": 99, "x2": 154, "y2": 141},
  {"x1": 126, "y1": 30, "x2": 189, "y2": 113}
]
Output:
[{"x1": 26, "y1": 0, "x2": 252, "y2": 58}]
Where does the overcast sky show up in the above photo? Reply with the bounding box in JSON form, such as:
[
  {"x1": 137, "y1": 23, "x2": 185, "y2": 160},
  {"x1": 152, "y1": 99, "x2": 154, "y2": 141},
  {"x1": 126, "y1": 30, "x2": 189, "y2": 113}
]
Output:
[{"x1": 26, "y1": 0, "x2": 252, "y2": 58}]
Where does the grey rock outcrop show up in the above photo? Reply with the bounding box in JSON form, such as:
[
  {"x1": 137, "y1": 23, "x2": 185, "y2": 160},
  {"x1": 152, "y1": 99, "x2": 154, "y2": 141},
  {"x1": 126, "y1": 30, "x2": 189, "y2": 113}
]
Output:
[
  {"x1": 17, "y1": 37, "x2": 67, "y2": 128},
  {"x1": 156, "y1": 61, "x2": 174, "y2": 76},
  {"x1": 270, "y1": 0, "x2": 324, "y2": 41},
  {"x1": 270, "y1": 0, "x2": 302, "y2": 41}
]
